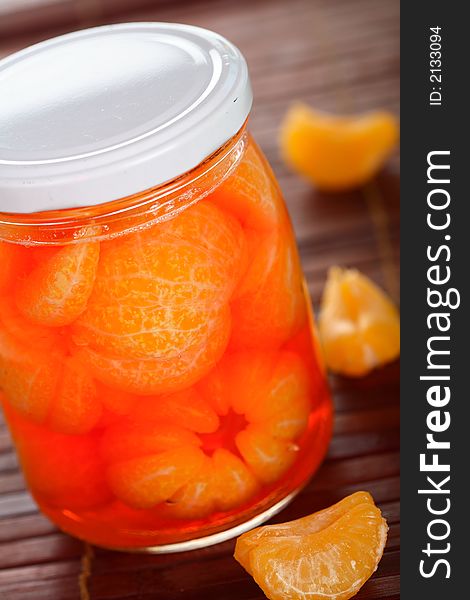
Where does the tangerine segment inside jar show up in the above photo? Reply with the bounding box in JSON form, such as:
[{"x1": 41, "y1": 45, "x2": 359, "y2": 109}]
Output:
[{"x1": 0, "y1": 133, "x2": 333, "y2": 549}]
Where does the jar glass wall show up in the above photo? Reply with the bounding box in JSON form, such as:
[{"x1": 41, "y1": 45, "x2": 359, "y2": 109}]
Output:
[{"x1": 0, "y1": 127, "x2": 332, "y2": 551}]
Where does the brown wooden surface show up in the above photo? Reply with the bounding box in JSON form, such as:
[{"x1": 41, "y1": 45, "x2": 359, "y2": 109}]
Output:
[{"x1": 0, "y1": 1, "x2": 400, "y2": 598}]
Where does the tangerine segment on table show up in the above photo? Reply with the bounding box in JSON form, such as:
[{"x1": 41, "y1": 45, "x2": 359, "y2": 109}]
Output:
[
  {"x1": 229, "y1": 227, "x2": 306, "y2": 350},
  {"x1": 280, "y1": 102, "x2": 399, "y2": 190},
  {"x1": 319, "y1": 267, "x2": 400, "y2": 376},
  {"x1": 210, "y1": 136, "x2": 284, "y2": 231},
  {"x1": 235, "y1": 491, "x2": 388, "y2": 600},
  {"x1": 15, "y1": 234, "x2": 100, "y2": 327}
]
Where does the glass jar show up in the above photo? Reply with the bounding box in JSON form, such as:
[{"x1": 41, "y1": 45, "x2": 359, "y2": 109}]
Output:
[{"x1": 0, "y1": 23, "x2": 332, "y2": 551}]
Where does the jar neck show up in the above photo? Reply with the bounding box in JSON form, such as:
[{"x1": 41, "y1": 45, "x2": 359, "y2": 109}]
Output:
[{"x1": 0, "y1": 124, "x2": 248, "y2": 246}]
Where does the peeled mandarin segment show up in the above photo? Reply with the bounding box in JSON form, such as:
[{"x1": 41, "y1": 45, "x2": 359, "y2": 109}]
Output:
[
  {"x1": 0, "y1": 326, "x2": 61, "y2": 422},
  {"x1": 159, "y1": 201, "x2": 247, "y2": 295},
  {"x1": 167, "y1": 456, "x2": 217, "y2": 520},
  {"x1": 219, "y1": 351, "x2": 310, "y2": 441},
  {"x1": 76, "y1": 304, "x2": 231, "y2": 395},
  {"x1": 16, "y1": 237, "x2": 100, "y2": 327},
  {"x1": 4, "y1": 404, "x2": 111, "y2": 509},
  {"x1": 48, "y1": 357, "x2": 102, "y2": 435},
  {"x1": 0, "y1": 296, "x2": 66, "y2": 352},
  {"x1": 235, "y1": 492, "x2": 388, "y2": 600},
  {"x1": 75, "y1": 302, "x2": 224, "y2": 361},
  {"x1": 131, "y1": 387, "x2": 219, "y2": 434},
  {"x1": 235, "y1": 492, "x2": 387, "y2": 600},
  {"x1": 245, "y1": 352, "x2": 311, "y2": 440},
  {"x1": 210, "y1": 136, "x2": 285, "y2": 231},
  {"x1": 101, "y1": 420, "x2": 200, "y2": 463},
  {"x1": 280, "y1": 103, "x2": 399, "y2": 190},
  {"x1": 223, "y1": 352, "x2": 275, "y2": 415},
  {"x1": 0, "y1": 300, "x2": 101, "y2": 433},
  {"x1": 169, "y1": 449, "x2": 259, "y2": 518},
  {"x1": 73, "y1": 203, "x2": 243, "y2": 361},
  {"x1": 361, "y1": 318, "x2": 401, "y2": 364},
  {"x1": 196, "y1": 363, "x2": 232, "y2": 417},
  {"x1": 237, "y1": 491, "x2": 375, "y2": 562},
  {"x1": 229, "y1": 228, "x2": 306, "y2": 350},
  {"x1": 212, "y1": 448, "x2": 259, "y2": 512},
  {"x1": 319, "y1": 267, "x2": 400, "y2": 376},
  {"x1": 236, "y1": 425, "x2": 298, "y2": 485},
  {"x1": 107, "y1": 446, "x2": 206, "y2": 510}
]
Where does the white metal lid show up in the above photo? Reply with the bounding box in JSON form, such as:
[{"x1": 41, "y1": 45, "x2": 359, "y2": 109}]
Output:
[{"x1": 0, "y1": 23, "x2": 252, "y2": 214}]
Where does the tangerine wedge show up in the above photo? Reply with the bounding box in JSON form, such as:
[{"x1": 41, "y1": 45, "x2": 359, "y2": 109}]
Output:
[
  {"x1": 319, "y1": 267, "x2": 400, "y2": 376},
  {"x1": 196, "y1": 362, "x2": 231, "y2": 417},
  {"x1": 229, "y1": 228, "x2": 306, "y2": 350},
  {"x1": 107, "y1": 446, "x2": 206, "y2": 509},
  {"x1": 212, "y1": 448, "x2": 259, "y2": 512},
  {"x1": 131, "y1": 387, "x2": 220, "y2": 434},
  {"x1": 168, "y1": 448, "x2": 259, "y2": 519},
  {"x1": 236, "y1": 425, "x2": 298, "y2": 485},
  {"x1": 76, "y1": 304, "x2": 230, "y2": 395},
  {"x1": 48, "y1": 356, "x2": 102, "y2": 435},
  {"x1": 236, "y1": 351, "x2": 311, "y2": 440},
  {"x1": 168, "y1": 455, "x2": 216, "y2": 519},
  {"x1": 0, "y1": 299, "x2": 101, "y2": 433},
  {"x1": 159, "y1": 200, "x2": 247, "y2": 293},
  {"x1": 16, "y1": 236, "x2": 100, "y2": 327},
  {"x1": 73, "y1": 203, "x2": 241, "y2": 394},
  {"x1": 219, "y1": 351, "x2": 311, "y2": 441},
  {"x1": 74, "y1": 203, "x2": 243, "y2": 360},
  {"x1": 0, "y1": 296, "x2": 65, "y2": 352},
  {"x1": 0, "y1": 324, "x2": 62, "y2": 422},
  {"x1": 235, "y1": 491, "x2": 388, "y2": 600},
  {"x1": 199, "y1": 351, "x2": 310, "y2": 486},
  {"x1": 210, "y1": 137, "x2": 284, "y2": 231},
  {"x1": 101, "y1": 419, "x2": 200, "y2": 463},
  {"x1": 280, "y1": 103, "x2": 398, "y2": 190},
  {"x1": 0, "y1": 333, "x2": 102, "y2": 433}
]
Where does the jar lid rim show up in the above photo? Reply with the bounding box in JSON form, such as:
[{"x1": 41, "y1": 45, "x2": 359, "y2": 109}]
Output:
[{"x1": 0, "y1": 22, "x2": 253, "y2": 214}]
